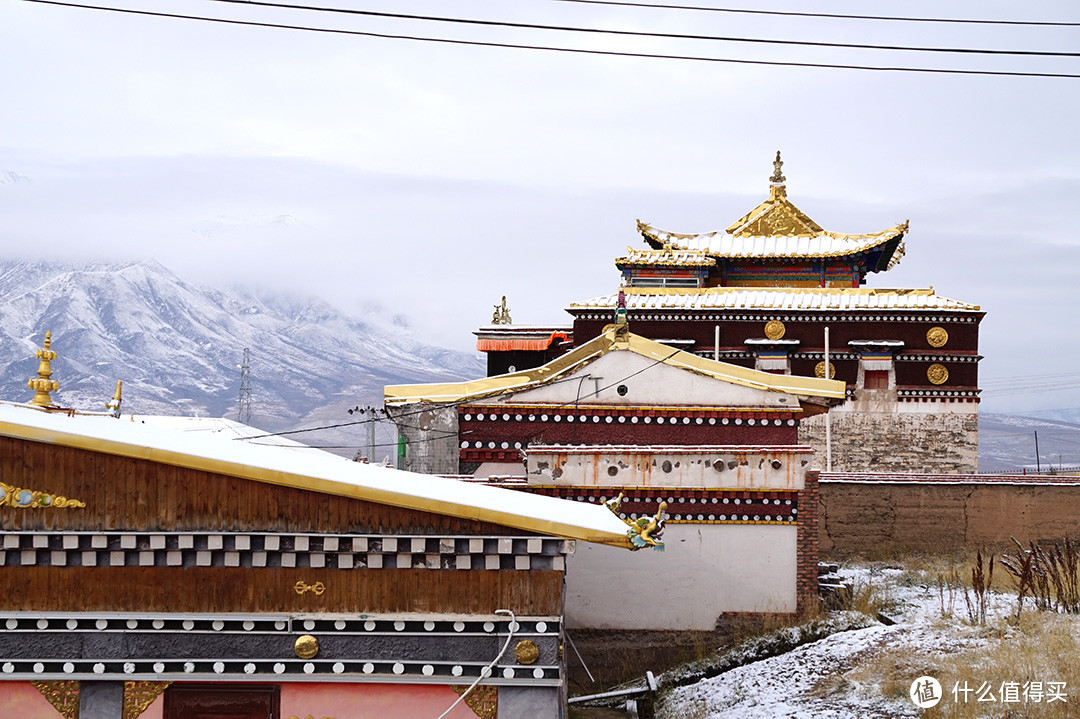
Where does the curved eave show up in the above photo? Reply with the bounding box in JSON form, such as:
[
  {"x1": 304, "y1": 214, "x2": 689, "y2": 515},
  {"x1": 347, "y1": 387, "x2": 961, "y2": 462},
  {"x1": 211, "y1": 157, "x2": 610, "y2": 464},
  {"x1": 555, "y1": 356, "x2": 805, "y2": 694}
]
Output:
[
  {"x1": 639, "y1": 222, "x2": 908, "y2": 262},
  {"x1": 0, "y1": 408, "x2": 634, "y2": 548}
]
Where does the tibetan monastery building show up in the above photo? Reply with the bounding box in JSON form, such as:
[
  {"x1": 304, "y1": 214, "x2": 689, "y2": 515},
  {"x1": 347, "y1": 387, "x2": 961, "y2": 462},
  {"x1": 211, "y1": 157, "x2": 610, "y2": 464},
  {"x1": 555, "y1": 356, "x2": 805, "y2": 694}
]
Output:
[
  {"x1": 0, "y1": 336, "x2": 643, "y2": 719},
  {"x1": 477, "y1": 153, "x2": 984, "y2": 473}
]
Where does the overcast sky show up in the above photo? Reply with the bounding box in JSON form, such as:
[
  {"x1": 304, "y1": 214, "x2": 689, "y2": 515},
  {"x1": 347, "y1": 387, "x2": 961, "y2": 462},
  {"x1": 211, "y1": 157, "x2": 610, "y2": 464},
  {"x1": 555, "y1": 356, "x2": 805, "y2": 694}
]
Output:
[{"x1": 2, "y1": 0, "x2": 1079, "y2": 416}]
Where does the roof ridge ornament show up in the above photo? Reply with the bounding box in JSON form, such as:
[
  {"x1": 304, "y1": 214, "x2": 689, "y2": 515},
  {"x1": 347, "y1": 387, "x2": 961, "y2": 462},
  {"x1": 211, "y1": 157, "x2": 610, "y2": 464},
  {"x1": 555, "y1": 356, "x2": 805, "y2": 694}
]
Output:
[
  {"x1": 770, "y1": 150, "x2": 786, "y2": 185},
  {"x1": 491, "y1": 296, "x2": 512, "y2": 325},
  {"x1": 27, "y1": 331, "x2": 60, "y2": 407},
  {"x1": 604, "y1": 494, "x2": 667, "y2": 551},
  {"x1": 769, "y1": 150, "x2": 787, "y2": 198},
  {"x1": 106, "y1": 380, "x2": 123, "y2": 418}
]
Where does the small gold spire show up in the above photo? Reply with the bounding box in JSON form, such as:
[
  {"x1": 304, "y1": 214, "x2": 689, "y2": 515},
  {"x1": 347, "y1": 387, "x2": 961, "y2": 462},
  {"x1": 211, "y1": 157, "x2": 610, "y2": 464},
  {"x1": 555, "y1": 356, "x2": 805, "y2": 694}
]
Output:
[
  {"x1": 770, "y1": 150, "x2": 786, "y2": 184},
  {"x1": 769, "y1": 150, "x2": 787, "y2": 198},
  {"x1": 27, "y1": 331, "x2": 60, "y2": 407},
  {"x1": 106, "y1": 380, "x2": 123, "y2": 418}
]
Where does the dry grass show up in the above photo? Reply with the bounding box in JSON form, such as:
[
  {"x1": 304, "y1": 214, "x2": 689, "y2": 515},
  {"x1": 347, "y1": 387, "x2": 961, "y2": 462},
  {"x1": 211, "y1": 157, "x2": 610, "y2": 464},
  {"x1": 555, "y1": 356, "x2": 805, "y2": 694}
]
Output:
[
  {"x1": 835, "y1": 550, "x2": 1080, "y2": 717},
  {"x1": 848, "y1": 611, "x2": 1080, "y2": 718}
]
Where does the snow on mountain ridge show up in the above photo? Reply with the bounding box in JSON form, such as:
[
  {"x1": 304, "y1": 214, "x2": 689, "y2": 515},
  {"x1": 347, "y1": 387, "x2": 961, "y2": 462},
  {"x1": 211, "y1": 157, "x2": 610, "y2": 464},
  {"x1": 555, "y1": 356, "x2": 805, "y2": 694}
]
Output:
[{"x1": 0, "y1": 260, "x2": 483, "y2": 435}]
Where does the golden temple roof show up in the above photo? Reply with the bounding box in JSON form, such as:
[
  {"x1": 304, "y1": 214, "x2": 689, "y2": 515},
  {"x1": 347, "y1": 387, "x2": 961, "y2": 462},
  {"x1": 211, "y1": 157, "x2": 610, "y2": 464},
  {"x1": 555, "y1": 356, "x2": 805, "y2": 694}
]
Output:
[{"x1": 637, "y1": 153, "x2": 908, "y2": 265}]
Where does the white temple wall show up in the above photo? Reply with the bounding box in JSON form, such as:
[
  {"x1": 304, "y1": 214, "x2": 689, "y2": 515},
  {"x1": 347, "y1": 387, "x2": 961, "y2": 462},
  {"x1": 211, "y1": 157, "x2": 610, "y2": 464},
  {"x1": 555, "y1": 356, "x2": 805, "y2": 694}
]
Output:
[{"x1": 565, "y1": 523, "x2": 797, "y2": 630}]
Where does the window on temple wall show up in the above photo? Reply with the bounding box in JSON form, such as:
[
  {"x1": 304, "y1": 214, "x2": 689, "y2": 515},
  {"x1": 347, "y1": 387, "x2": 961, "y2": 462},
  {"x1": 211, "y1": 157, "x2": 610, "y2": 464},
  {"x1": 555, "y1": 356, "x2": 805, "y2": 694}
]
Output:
[
  {"x1": 165, "y1": 685, "x2": 279, "y2": 719},
  {"x1": 864, "y1": 369, "x2": 889, "y2": 389},
  {"x1": 629, "y1": 276, "x2": 702, "y2": 288}
]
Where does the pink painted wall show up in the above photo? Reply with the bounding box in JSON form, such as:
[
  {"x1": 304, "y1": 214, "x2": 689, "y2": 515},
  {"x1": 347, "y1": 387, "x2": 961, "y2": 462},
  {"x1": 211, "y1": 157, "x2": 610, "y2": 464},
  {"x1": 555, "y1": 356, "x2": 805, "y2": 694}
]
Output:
[
  {"x1": 280, "y1": 683, "x2": 479, "y2": 719},
  {"x1": 141, "y1": 692, "x2": 164, "y2": 719},
  {"x1": 0, "y1": 681, "x2": 70, "y2": 718}
]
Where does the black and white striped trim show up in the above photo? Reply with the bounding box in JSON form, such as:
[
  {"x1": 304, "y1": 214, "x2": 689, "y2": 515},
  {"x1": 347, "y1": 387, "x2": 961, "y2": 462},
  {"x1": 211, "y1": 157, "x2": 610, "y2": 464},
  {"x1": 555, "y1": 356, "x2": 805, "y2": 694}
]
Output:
[{"x1": 0, "y1": 533, "x2": 571, "y2": 571}]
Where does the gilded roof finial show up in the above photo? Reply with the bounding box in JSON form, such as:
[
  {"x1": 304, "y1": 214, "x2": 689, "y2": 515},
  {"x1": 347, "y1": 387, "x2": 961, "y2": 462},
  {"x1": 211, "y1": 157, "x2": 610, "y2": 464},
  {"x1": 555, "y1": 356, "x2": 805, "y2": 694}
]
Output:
[
  {"x1": 769, "y1": 150, "x2": 787, "y2": 199},
  {"x1": 770, "y1": 150, "x2": 785, "y2": 185},
  {"x1": 491, "y1": 296, "x2": 512, "y2": 325},
  {"x1": 106, "y1": 380, "x2": 123, "y2": 418},
  {"x1": 27, "y1": 331, "x2": 60, "y2": 407}
]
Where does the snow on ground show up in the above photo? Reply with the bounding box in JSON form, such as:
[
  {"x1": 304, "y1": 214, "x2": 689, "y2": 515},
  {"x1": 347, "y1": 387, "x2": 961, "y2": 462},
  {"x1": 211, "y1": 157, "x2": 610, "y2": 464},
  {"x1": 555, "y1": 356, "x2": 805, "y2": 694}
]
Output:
[{"x1": 656, "y1": 564, "x2": 1025, "y2": 719}]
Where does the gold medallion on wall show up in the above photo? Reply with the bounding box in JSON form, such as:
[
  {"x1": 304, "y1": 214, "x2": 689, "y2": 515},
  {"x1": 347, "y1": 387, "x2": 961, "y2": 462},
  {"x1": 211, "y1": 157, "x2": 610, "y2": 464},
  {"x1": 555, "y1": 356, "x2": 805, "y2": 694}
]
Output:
[
  {"x1": 764, "y1": 320, "x2": 786, "y2": 340},
  {"x1": 515, "y1": 640, "x2": 540, "y2": 665},
  {"x1": 815, "y1": 361, "x2": 836, "y2": 379},
  {"x1": 927, "y1": 364, "x2": 949, "y2": 385},
  {"x1": 926, "y1": 326, "x2": 949, "y2": 348},
  {"x1": 294, "y1": 634, "x2": 319, "y2": 659}
]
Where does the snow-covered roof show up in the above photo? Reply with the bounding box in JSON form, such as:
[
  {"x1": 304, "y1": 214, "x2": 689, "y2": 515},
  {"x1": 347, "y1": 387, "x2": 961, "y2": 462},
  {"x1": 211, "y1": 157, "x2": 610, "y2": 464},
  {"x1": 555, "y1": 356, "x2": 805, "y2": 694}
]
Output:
[
  {"x1": 616, "y1": 246, "x2": 716, "y2": 268},
  {"x1": 0, "y1": 402, "x2": 635, "y2": 548},
  {"x1": 638, "y1": 220, "x2": 906, "y2": 261},
  {"x1": 568, "y1": 287, "x2": 981, "y2": 313}
]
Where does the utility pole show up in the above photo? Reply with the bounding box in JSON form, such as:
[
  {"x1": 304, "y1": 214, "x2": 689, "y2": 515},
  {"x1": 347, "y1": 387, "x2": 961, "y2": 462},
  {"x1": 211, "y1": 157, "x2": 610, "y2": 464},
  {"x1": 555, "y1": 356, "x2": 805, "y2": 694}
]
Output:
[
  {"x1": 824, "y1": 326, "x2": 832, "y2": 472},
  {"x1": 368, "y1": 406, "x2": 377, "y2": 464},
  {"x1": 1034, "y1": 431, "x2": 1041, "y2": 473},
  {"x1": 237, "y1": 348, "x2": 252, "y2": 425}
]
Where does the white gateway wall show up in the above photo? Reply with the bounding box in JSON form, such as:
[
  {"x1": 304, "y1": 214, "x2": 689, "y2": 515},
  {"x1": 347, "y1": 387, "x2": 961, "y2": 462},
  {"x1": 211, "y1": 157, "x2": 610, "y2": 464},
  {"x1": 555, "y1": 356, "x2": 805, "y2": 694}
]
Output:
[{"x1": 565, "y1": 523, "x2": 798, "y2": 630}]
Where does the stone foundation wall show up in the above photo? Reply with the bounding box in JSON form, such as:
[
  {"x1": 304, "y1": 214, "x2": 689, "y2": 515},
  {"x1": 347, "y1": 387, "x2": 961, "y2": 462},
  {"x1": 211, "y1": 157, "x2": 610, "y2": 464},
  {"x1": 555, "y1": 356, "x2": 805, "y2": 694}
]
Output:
[{"x1": 800, "y1": 404, "x2": 978, "y2": 474}]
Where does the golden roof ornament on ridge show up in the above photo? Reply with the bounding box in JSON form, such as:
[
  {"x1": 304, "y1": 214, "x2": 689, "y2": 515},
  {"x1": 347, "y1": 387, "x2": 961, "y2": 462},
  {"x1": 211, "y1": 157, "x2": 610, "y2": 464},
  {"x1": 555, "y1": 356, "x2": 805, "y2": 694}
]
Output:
[{"x1": 27, "y1": 331, "x2": 60, "y2": 407}]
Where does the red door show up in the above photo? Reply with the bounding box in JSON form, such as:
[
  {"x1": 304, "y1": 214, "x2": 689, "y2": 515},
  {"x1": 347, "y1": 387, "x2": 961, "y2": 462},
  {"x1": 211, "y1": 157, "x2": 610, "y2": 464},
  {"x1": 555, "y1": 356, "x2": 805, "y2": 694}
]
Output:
[{"x1": 164, "y1": 685, "x2": 280, "y2": 719}]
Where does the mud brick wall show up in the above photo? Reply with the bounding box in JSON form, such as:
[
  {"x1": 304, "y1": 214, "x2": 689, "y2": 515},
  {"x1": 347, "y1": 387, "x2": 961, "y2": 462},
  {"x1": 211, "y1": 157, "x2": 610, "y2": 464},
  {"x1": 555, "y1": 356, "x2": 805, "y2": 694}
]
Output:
[
  {"x1": 800, "y1": 408, "x2": 978, "y2": 474},
  {"x1": 818, "y1": 477, "x2": 1080, "y2": 554}
]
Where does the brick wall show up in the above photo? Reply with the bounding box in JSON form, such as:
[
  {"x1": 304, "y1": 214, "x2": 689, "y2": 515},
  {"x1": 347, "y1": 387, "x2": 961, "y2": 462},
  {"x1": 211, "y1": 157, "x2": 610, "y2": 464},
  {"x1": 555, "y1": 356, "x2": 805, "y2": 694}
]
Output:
[{"x1": 796, "y1": 473, "x2": 819, "y2": 614}]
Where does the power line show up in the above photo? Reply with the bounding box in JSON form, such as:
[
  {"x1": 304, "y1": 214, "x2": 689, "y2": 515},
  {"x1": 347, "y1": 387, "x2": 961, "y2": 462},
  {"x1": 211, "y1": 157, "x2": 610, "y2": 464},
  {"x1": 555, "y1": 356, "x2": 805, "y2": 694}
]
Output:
[
  {"x1": 551, "y1": 0, "x2": 1080, "y2": 28},
  {"x1": 195, "y1": 0, "x2": 1080, "y2": 58},
  {"x1": 21, "y1": 0, "x2": 1080, "y2": 79}
]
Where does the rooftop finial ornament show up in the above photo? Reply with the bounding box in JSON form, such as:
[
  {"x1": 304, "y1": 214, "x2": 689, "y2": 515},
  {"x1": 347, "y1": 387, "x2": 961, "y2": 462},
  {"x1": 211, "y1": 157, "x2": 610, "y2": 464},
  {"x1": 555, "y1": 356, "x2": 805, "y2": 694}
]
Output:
[
  {"x1": 770, "y1": 150, "x2": 786, "y2": 185},
  {"x1": 27, "y1": 331, "x2": 60, "y2": 407},
  {"x1": 106, "y1": 380, "x2": 123, "y2": 418},
  {"x1": 491, "y1": 296, "x2": 512, "y2": 325},
  {"x1": 768, "y1": 150, "x2": 787, "y2": 198}
]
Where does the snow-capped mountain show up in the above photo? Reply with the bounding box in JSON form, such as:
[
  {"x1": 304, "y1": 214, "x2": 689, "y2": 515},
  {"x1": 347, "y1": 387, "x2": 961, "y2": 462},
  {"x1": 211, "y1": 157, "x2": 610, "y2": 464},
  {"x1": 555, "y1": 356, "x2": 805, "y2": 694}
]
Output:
[{"x1": 0, "y1": 260, "x2": 483, "y2": 437}]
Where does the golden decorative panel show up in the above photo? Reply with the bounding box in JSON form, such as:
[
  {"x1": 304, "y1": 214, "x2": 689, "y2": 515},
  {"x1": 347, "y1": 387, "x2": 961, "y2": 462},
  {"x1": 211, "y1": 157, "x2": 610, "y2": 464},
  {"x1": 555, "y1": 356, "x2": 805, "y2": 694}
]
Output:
[
  {"x1": 450, "y1": 685, "x2": 498, "y2": 719},
  {"x1": 124, "y1": 681, "x2": 171, "y2": 719},
  {"x1": 927, "y1": 364, "x2": 949, "y2": 385},
  {"x1": 763, "y1": 320, "x2": 786, "y2": 340},
  {"x1": 294, "y1": 634, "x2": 320, "y2": 659},
  {"x1": 514, "y1": 640, "x2": 540, "y2": 665},
  {"x1": 0, "y1": 480, "x2": 85, "y2": 509},
  {"x1": 294, "y1": 580, "x2": 326, "y2": 596},
  {"x1": 926, "y1": 326, "x2": 949, "y2": 348},
  {"x1": 814, "y1": 361, "x2": 836, "y2": 380},
  {"x1": 31, "y1": 680, "x2": 79, "y2": 719}
]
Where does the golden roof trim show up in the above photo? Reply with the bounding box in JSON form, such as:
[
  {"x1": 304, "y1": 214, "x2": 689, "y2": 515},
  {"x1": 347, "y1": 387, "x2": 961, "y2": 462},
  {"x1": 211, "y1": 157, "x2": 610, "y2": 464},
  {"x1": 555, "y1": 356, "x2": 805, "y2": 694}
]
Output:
[
  {"x1": 0, "y1": 416, "x2": 634, "y2": 548},
  {"x1": 385, "y1": 327, "x2": 846, "y2": 405}
]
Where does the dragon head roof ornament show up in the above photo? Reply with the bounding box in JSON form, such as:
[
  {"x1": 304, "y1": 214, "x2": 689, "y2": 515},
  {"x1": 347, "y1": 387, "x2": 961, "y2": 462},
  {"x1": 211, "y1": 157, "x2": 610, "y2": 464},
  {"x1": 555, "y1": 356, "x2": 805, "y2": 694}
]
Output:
[{"x1": 604, "y1": 493, "x2": 667, "y2": 551}]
